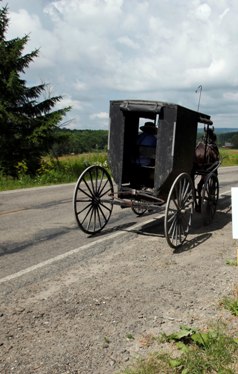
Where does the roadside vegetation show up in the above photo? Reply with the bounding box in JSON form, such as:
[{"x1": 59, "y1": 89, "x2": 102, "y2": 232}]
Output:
[
  {"x1": 1, "y1": 148, "x2": 238, "y2": 192},
  {"x1": 220, "y1": 148, "x2": 238, "y2": 166},
  {"x1": 120, "y1": 286, "x2": 238, "y2": 374},
  {"x1": 0, "y1": 152, "x2": 107, "y2": 191}
]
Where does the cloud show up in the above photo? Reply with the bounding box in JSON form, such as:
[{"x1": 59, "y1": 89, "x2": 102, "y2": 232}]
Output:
[
  {"x1": 5, "y1": 0, "x2": 238, "y2": 129},
  {"x1": 90, "y1": 112, "x2": 108, "y2": 120},
  {"x1": 193, "y1": 3, "x2": 211, "y2": 21}
]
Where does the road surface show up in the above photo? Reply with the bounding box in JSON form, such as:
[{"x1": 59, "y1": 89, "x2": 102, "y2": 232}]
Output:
[
  {"x1": 0, "y1": 166, "x2": 237, "y2": 281},
  {"x1": 0, "y1": 166, "x2": 237, "y2": 374}
]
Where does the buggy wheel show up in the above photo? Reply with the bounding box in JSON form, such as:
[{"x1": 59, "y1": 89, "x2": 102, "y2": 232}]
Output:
[
  {"x1": 73, "y1": 165, "x2": 114, "y2": 234},
  {"x1": 165, "y1": 173, "x2": 194, "y2": 249},
  {"x1": 201, "y1": 173, "x2": 219, "y2": 225},
  {"x1": 131, "y1": 200, "x2": 147, "y2": 216}
]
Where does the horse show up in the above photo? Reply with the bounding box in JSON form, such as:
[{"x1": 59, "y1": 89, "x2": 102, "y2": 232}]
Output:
[{"x1": 193, "y1": 127, "x2": 220, "y2": 212}]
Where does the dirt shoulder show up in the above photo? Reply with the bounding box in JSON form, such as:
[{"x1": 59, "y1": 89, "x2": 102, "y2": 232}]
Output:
[{"x1": 0, "y1": 195, "x2": 237, "y2": 374}]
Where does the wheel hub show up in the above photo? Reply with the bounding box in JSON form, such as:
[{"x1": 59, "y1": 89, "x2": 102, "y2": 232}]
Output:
[{"x1": 92, "y1": 193, "x2": 100, "y2": 207}]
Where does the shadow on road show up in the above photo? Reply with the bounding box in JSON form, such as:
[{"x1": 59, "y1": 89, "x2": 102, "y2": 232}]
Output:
[
  {"x1": 0, "y1": 226, "x2": 78, "y2": 256},
  {"x1": 123, "y1": 193, "x2": 232, "y2": 252}
]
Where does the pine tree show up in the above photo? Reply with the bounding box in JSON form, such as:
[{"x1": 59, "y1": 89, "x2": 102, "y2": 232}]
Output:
[{"x1": 0, "y1": 5, "x2": 71, "y2": 177}]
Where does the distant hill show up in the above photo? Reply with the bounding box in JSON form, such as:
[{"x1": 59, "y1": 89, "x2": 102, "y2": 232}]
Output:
[
  {"x1": 198, "y1": 128, "x2": 238, "y2": 134},
  {"x1": 214, "y1": 128, "x2": 238, "y2": 134},
  {"x1": 197, "y1": 128, "x2": 238, "y2": 148}
]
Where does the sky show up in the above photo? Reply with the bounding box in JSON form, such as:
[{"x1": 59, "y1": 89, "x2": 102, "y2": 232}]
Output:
[{"x1": 3, "y1": 0, "x2": 238, "y2": 130}]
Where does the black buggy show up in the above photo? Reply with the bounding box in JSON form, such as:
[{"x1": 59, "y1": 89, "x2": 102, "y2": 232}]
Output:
[{"x1": 73, "y1": 100, "x2": 221, "y2": 249}]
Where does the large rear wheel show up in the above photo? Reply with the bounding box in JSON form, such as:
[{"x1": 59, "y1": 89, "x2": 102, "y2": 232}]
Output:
[
  {"x1": 165, "y1": 173, "x2": 194, "y2": 249},
  {"x1": 73, "y1": 165, "x2": 114, "y2": 234}
]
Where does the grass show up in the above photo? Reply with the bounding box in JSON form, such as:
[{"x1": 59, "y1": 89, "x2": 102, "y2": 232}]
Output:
[
  {"x1": 220, "y1": 148, "x2": 238, "y2": 166},
  {"x1": 221, "y1": 287, "x2": 238, "y2": 317},
  {"x1": 121, "y1": 324, "x2": 238, "y2": 374},
  {"x1": 0, "y1": 148, "x2": 238, "y2": 191},
  {"x1": 226, "y1": 259, "x2": 238, "y2": 266},
  {"x1": 0, "y1": 152, "x2": 108, "y2": 191},
  {"x1": 120, "y1": 286, "x2": 238, "y2": 374},
  {"x1": 1, "y1": 147, "x2": 238, "y2": 192}
]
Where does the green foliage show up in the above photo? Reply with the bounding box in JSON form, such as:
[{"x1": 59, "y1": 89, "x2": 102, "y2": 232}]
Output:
[
  {"x1": 126, "y1": 333, "x2": 135, "y2": 340},
  {"x1": 0, "y1": 152, "x2": 108, "y2": 190},
  {"x1": 226, "y1": 258, "x2": 238, "y2": 266},
  {"x1": 0, "y1": 5, "x2": 71, "y2": 177},
  {"x1": 217, "y1": 132, "x2": 238, "y2": 147},
  {"x1": 50, "y1": 128, "x2": 108, "y2": 156},
  {"x1": 220, "y1": 149, "x2": 238, "y2": 166},
  {"x1": 122, "y1": 325, "x2": 238, "y2": 374},
  {"x1": 222, "y1": 297, "x2": 238, "y2": 316}
]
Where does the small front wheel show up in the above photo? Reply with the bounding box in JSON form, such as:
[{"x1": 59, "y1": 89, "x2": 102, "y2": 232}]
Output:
[
  {"x1": 165, "y1": 173, "x2": 194, "y2": 249},
  {"x1": 73, "y1": 165, "x2": 114, "y2": 234},
  {"x1": 131, "y1": 199, "x2": 147, "y2": 216}
]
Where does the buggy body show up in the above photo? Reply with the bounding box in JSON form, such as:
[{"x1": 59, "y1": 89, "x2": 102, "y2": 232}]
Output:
[
  {"x1": 73, "y1": 99, "x2": 220, "y2": 248},
  {"x1": 108, "y1": 100, "x2": 212, "y2": 197}
]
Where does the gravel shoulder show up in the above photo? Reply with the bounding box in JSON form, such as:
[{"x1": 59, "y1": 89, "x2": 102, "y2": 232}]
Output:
[{"x1": 0, "y1": 194, "x2": 237, "y2": 374}]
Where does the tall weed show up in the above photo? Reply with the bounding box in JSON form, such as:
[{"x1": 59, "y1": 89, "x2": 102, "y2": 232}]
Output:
[{"x1": 0, "y1": 152, "x2": 108, "y2": 191}]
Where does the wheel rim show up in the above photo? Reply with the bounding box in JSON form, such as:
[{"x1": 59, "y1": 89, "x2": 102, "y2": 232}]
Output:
[
  {"x1": 165, "y1": 173, "x2": 194, "y2": 249},
  {"x1": 73, "y1": 165, "x2": 114, "y2": 234},
  {"x1": 201, "y1": 173, "x2": 219, "y2": 225},
  {"x1": 131, "y1": 200, "x2": 147, "y2": 216}
]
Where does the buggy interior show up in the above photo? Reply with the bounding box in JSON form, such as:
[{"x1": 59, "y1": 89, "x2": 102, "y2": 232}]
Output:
[{"x1": 122, "y1": 111, "x2": 160, "y2": 188}]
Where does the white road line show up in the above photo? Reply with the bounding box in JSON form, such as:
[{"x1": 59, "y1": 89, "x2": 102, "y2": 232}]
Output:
[
  {"x1": 0, "y1": 215, "x2": 163, "y2": 284},
  {"x1": 221, "y1": 189, "x2": 231, "y2": 196},
  {"x1": 0, "y1": 190, "x2": 231, "y2": 285}
]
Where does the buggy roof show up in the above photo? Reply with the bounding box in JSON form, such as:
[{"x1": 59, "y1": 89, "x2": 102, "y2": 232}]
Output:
[{"x1": 111, "y1": 99, "x2": 213, "y2": 125}]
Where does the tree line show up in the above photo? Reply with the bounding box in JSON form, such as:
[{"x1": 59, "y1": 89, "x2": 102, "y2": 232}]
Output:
[
  {"x1": 51, "y1": 128, "x2": 108, "y2": 156},
  {"x1": 51, "y1": 128, "x2": 238, "y2": 157},
  {"x1": 216, "y1": 132, "x2": 238, "y2": 148}
]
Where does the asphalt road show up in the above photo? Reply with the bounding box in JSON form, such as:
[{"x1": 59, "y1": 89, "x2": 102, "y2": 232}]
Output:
[{"x1": 0, "y1": 166, "x2": 238, "y2": 282}]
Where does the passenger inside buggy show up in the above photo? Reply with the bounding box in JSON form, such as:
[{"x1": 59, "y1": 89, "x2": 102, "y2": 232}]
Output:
[
  {"x1": 136, "y1": 121, "x2": 157, "y2": 166},
  {"x1": 131, "y1": 120, "x2": 157, "y2": 188}
]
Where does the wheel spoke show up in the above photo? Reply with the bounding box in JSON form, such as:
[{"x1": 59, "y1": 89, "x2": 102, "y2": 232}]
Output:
[
  {"x1": 99, "y1": 184, "x2": 113, "y2": 199},
  {"x1": 99, "y1": 200, "x2": 112, "y2": 213},
  {"x1": 99, "y1": 201, "x2": 111, "y2": 219},
  {"x1": 77, "y1": 185, "x2": 93, "y2": 199},
  {"x1": 76, "y1": 202, "x2": 92, "y2": 216},
  {"x1": 75, "y1": 198, "x2": 92, "y2": 203},
  {"x1": 86, "y1": 207, "x2": 95, "y2": 231},
  {"x1": 81, "y1": 204, "x2": 94, "y2": 226},
  {"x1": 168, "y1": 214, "x2": 177, "y2": 235},
  {"x1": 167, "y1": 210, "x2": 177, "y2": 223},
  {"x1": 97, "y1": 170, "x2": 107, "y2": 194},
  {"x1": 171, "y1": 197, "x2": 180, "y2": 210},
  {"x1": 84, "y1": 174, "x2": 95, "y2": 196}
]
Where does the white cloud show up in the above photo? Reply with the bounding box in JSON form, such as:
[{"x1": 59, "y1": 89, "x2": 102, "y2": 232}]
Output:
[
  {"x1": 5, "y1": 0, "x2": 238, "y2": 129},
  {"x1": 73, "y1": 81, "x2": 88, "y2": 92},
  {"x1": 8, "y1": 8, "x2": 60, "y2": 69},
  {"x1": 194, "y1": 3, "x2": 211, "y2": 21},
  {"x1": 219, "y1": 7, "x2": 230, "y2": 21},
  {"x1": 58, "y1": 96, "x2": 84, "y2": 111},
  {"x1": 117, "y1": 36, "x2": 140, "y2": 50},
  {"x1": 90, "y1": 112, "x2": 108, "y2": 120}
]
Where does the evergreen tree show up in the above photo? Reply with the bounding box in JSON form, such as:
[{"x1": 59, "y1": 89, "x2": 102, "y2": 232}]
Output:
[{"x1": 0, "y1": 5, "x2": 71, "y2": 176}]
